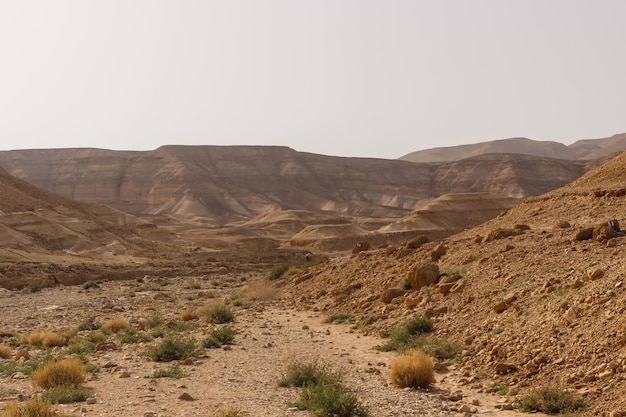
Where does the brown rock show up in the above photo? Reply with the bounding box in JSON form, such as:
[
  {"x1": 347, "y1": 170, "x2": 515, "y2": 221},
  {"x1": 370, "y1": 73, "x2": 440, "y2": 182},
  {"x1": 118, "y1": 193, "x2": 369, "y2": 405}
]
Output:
[
  {"x1": 495, "y1": 362, "x2": 519, "y2": 374},
  {"x1": 351, "y1": 241, "x2": 371, "y2": 256},
  {"x1": 381, "y1": 288, "x2": 405, "y2": 304},
  {"x1": 406, "y1": 235, "x2": 429, "y2": 249},
  {"x1": 15, "y1": 349, "x2": 30, "y2": 361},
  {"x1": 407, "y1": 261, "x2": 440, "y2": 290},
  {"x1": 574, "y1": 228, "x2": 594, "y2": 241},
  {"x1": 587, "y1": 268, "x2": 604, "y2": 280},
  {"x1": 493, "y1": 301, "x2": 508, "y2": 314},
  {"x1": 430, "y1": 243, "x2": 446, "y2": 261},
  {"x1": 178, "y1": 393, "x2": 195, "y2": 401},
  {"x1": 556, "y1": 220, "x2": 571, "y2": 229}
]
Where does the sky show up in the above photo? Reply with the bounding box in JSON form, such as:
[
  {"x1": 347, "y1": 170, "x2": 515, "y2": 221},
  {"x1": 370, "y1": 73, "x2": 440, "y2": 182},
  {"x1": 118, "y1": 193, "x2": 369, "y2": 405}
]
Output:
[{"x1": 0, "y1": 1, "x2": 625, "y2": 159}]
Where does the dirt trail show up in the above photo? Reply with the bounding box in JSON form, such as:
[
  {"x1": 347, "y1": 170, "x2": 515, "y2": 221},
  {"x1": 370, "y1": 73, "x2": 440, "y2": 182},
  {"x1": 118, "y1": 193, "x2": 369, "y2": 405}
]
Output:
[{"x1": 0, "y1": 278, "x2": 545, "y2": 417}]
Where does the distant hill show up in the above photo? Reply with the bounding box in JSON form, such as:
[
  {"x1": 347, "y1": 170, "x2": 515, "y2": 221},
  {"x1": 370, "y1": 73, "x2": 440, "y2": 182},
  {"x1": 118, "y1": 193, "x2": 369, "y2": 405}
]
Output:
[
  {"x1": 0, "y1": 146, "x2": 603, "y2": 221},
  {"x1": 400, "y1": 133, "x2": 626, "y2": 162}
]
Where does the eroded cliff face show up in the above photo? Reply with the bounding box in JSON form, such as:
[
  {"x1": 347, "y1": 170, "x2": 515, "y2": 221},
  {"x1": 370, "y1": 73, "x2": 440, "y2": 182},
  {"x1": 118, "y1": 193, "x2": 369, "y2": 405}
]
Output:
[{"x1": 0, "y1": 145, "x2": 600, "y2": 220}]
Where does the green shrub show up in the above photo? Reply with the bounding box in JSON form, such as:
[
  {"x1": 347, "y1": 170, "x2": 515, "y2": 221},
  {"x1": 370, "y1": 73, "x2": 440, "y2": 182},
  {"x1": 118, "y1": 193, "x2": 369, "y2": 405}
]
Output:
[
  {"x1": 404, "y1": 316, "x2": 433, "y2": 334},
  {"x1": 151, "y1": 365, "x2": 186, "y2": 379},
  {"x1": 518, "y1": 386, "x2": 586, "y2": 414},
  {"x1": 323, "y1": 313, "x2": 354, "y2": 324},
  {"x1": 268, "y1": 264, "x2": 289, "y2": 280},
  {"x1": 200, "y1": 303, "x2": 234, "y2": 324},
  {"x1": 203, "y1": 327, "x2": 235, "y2": 349},
  {"x1": 292, "y1": 383, "x2": 370, "y2": 417},
  {"x1": 117, "y1": 328, "x2": 153, "y2": 344},
  {"x1": 146, "y1": 337, "x2": 196, "y2": 362},
  {"x1": 42, "y1": 386, "x2": 94, "y2": 404},
  {"x1": 278, "y1": 360, "x2": 340, "y2": 388}
]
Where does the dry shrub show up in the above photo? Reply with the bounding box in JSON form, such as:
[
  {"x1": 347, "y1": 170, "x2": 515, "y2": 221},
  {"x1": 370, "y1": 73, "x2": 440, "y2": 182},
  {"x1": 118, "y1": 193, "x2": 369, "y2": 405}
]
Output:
[
  {"x1": 390, "y1": 350, "x2": 435, "y2": 388},
  {"x1": 0, "y1": 397, "x2": 68, "y2": 417},
  {"x1": 243, "y1": 281, "x2": 280, "y2": 302},
  {"x1": 20, "y1": 331, "x2": 68, "y2": 347},
  {"x1": 180, "y1": 309, "x2": 199, "y2": 321},
  {"x1": 42, "y1": 332, "x2": 69, "y2": 348},
  {"x1": 103, "y1": 318, "x2": 130, "y2": 333},
  {"x1": 32, "y1": 358, "x2": 86, "y2": 389},
  {"x1": 21, "y1": 330, "x2": 45, "y2": 346},
  {"x1": 197, "y1": 302, "x2": 234, "y2": 324},
  {"x1": 0, "y1": 344, "x2": 12, "y2": 359}
]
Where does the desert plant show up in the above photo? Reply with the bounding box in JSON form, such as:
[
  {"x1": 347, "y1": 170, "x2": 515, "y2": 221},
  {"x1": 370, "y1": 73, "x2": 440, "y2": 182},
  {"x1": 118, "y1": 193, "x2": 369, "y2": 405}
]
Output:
[
  {"x1": 151, "y1": 365, "x2": 186, "y2": 379},
  {"x1": 41, "y1": 385, "x2": 94, "y2": 404},
  {"x1": 211, "y1": 406, "x2": 246, "y2": 417},
  {"x1": 0, "y1": 397, "x2": 72, "y2": 417},
  {"x1": 86, "y1": 331, "x2": 107, "y2": 344},
  {"x1": 200, "y1": 303, "x2": 234, "y2": 324},
  {"x1": 268, "y1": 264, "x2": 289, "y2": 280},
  {"x1": 376, "y1": 316, "x2": 433, "y2": 352},
  {"x1": 0, "y1": 344, "x2": 11, "y2": 359},
  {"x1": 292, "y1": 382, "x2": 370, "y2": 417},
  {"x1": 278, "y1": 359, "x2": 341, "y2": 388},
  {"x1": 27, "y1": 282, "x2": 44, "y2": 293},
  {"x1": 323, "y1": 313, "x2": 354, "y2": 324},
  {"x1": 117, "y1": 327, "x2": 152, "y2": 344},
  {"x1": 103, "y1": 317, "x2": 130, "y2": 333},
  {"x1": 180, "y1": 309, "x2": 199, "y2": 321},
  {"x1": 32, "y1": 358, "x2": 86, "y2": 389},
  {"x1": 42, "y1": 332, "x2": 69, "y2": 348},
  {"x1": 518, "y1": 386, "x2": 586, "y2": 414},
  {"x1": 146, "y1": 337, "x2": 196, "y2": 362},
  {"x1": 203, "y1": 327, "x2": 235, "y2": 349},
  {"x1": 404, "y1": 316, "x2": 434, "y2": 334},
  {"x1": 82, "y1": 281, "x2": 99, "y2": 290},
  {"x1": 390, "y1": 350, "x2": 435, "y2": 388}
]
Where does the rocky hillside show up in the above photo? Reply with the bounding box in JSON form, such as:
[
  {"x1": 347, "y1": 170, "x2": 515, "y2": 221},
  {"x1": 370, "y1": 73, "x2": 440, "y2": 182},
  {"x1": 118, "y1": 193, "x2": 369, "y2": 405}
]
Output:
[
  {"x1": 0, "y1": 166, "x2": 171, "y2": 278},
  {"x1": 401, "y1": 133, "x2": 626, "y2": 162},
  {"x1": 0, "y1": 146, "x2": 602, "y2": 220},
  {"x1": 280, "y1": 151, "x2": 626, "y2": 415}
]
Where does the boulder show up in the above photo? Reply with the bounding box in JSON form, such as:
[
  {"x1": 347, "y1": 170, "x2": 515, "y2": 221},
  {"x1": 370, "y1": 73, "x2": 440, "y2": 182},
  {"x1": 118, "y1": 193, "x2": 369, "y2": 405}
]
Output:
[
  {"x1": 430, "y1": 243, "x2": 447, "y2": 261},
  {"x1": 408, "y1": 261, "x2": 440, "y2": 290},
  {"x1": 381, "y1": 288, "x2": 405, "y2": 304},
  {"x1": 351, "y1": 241, "x2": 371, "y2": 256}
]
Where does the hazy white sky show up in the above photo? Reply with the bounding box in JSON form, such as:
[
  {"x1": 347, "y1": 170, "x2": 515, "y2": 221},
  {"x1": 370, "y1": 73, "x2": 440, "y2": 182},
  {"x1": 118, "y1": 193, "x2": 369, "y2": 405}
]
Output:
[{"x1": 1, "y1": 1, "x2": 624, "y2": 159}]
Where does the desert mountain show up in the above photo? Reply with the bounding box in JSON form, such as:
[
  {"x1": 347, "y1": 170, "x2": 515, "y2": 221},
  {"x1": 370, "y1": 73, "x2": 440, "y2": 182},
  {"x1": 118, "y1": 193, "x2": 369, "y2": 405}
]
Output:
[
  {"x1": 0, "y1": 166, "x2": 163, "y2": 257},
  {"x1": 400, "y1": 133, "x2": 626, "y2": 162},
  {"x1": 280, "y1": 150, "x2": 626, "y2": 415},
  {"x1": 0, "y1": 146, "x2": 603, "y2": 222}
]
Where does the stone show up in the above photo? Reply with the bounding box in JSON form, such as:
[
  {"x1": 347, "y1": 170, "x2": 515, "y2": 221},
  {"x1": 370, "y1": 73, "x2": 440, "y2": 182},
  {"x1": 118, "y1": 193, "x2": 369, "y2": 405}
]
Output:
[
  {"x1": 178, "y1": 393, "x2": 195, "y2": 401},
  {"x1": 495, "y1": 363, "x2": 519, "y2": 374},
  {"x1": 381, "y1": 288, "x2": 405, "y2": 304},
  {"x1": 574, "y1": 228, "x2": 594, "y2": 241},
  {"x1": 407, "y1": 261, "x2": 440, "y2": 290},
  {"x1": 351, "y1": 242, "x2": 371, "y2": 256},
  {"x1": 493, "y1": 301, "x2": 508, "y2": 314},
  {"x1": 430, "y1": 243, "x2": 446, "y2": 261},
  {"x1": 587, "y1": 268, "x2": 604, "y2": 280},
  {"x1": 564, "y1": 306, "x2": 582, "y2": 324}
]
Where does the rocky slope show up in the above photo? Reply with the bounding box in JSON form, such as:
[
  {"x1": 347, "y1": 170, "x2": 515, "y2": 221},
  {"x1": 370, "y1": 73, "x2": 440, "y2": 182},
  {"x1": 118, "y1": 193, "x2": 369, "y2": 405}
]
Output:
[
  {"x1": 401, "y1": 133, "x2": 626, "y2": 162},
  {"x1": 280, "y1": 151, "x2": 626, "y2": 416},
  {"x1": 0, "y1": 146, "x2": 602, "y2": 221}
]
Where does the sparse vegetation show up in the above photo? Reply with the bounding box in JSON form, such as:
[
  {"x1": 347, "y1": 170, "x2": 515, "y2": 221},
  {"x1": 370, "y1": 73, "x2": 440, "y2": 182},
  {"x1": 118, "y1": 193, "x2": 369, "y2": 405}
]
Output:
[
  {"x1": 152, "y1": 365, "x2": 186, "y2": 379},
  {"x1": 82, "y1": 281, "x2": 99, "y2": 290},
  {"x1": 323, "y1": 313, "x2": 353, "y2": 324},
  {"x1": 21, "y1": 331, "x2": 69, "y2": 348},
  {"x1": 268, "y1": 264, "x2": 289, "y2": 280},
  {"x1": 42, "y1": 385, "x2": 94, "y2": 404},
  {"x1": 202, "y1": 327, "x2": 235, "y2": 349},
  {"x1": 390, "y1": 350, "x2": 435, "y2": 388},
  {"x1": 180, "y1": 309, "x2": 199, "y2": 321},
  {"x1": 200, "y1": 302, "x2": 234, "y2": 324},
  {"x1": 117, "y1": 327, "x2": 153, "y2": 344},
  {"x1": 0, "y1": 344, "x2": 11, "y2": 359},
  {"x1": 211, "y1": 406, "x2": 246, "y2": 417},
  {"x1": 146, "y1": 337, "x2": 196, "y2": 362},
  {"x1": 31, "y1": 358, "x2": 86, "y2": 389},
  {"x1": 518, "y1": 386, "x2": 587, "y2": 414},
  {"x1": 0, "y1": 397, "x2": 72, "y2": 417},
  {"x1": 103, "y1": 317, "x2": 130, "y2": 333},
  {"x1": 291, "y1": 382, "x2": 370, "y2": 417},
  {"x1": 278, "y1": 359, "x2": 340, "y2": 388}
]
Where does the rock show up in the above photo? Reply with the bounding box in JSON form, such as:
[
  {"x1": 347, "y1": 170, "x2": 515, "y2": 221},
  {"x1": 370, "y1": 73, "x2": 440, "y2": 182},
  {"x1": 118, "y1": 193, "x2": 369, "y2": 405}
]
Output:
[
  {"x1": 178, "y1": 393, "x2": 195, "y2": 401},
  {"x1": 438, "y1": 282, "x2": 456, "y2": 295},
  {"x1": 11, "y1": 372, "x2": 27, "y2": 379},
  {"x1": 86, "y1": 398, "x2": 97, "y2": 405},
  {"x1": 564, "y1": 306, "x2": 582, "y2": 324},
  {"x1": 593, "y1": 220, "x2": 622, "y2": 242},
  {"x1": 430, "y1": 243, "x2": 446, "y2": 261},
  {"x1": 457, "y1": 404, "x2": 471, "y2": 413},
  {"x1": 493, "y1": 301, "x2": 508, "y2": 314},
  {"x1": 381, "y1": 288, "x2": 405, "y2": 304},
  {"x1": 407, "y1": 261, "x2": 440, "y2": 290},
  {"x1": 556, "y1": 220, "x2": 571, "y2": 229},
  {"x1": 574, "y1": 228, "x2": 594, "y2": 241},
  {"x1": 484, "y1": 229, "x2": 518, "y2": 242},
  {"x1": 406, "y1": 235, "x2": 429, "y2": 250},
  {"x1": 15, "y1": 349, "x2": 30, "y2": 361},
  {"x1": 495, "y1": 363, "x2": 519, "y2": 374},
  {"x1": 95, "y1": 342, "x2": 118, "y2": 352},
  {"x1": 351, "y1": 242, "x2": 371, "y2": 256},
  {"x1": 587, "y1": 268, "x2": 604, "y2": 280}
]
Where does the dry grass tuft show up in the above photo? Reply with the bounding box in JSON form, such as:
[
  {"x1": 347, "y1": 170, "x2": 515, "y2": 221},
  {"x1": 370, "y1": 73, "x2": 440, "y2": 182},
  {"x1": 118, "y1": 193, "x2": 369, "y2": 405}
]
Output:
[
  {"x1": 32, "y1": 358, "x2": 86, "y2": 390},
  {"x1": 0, "y1": 344, "x2": 12, "y2": 359},
  {"x1": 390, "y1": 350, "x2": 435, "y2": 388},
  {"x1": 103, "y1": 318, "x2": 130, "y2": 333},
  {"x1": 242, "y1": 281, "x2": 280, "y2": 302},
  {"x1": 0, "y1": 397, "x2": 70, "y2": 417},
  {"x1": 180, "y1": 309, "x2": 199, "y2": 321},
  {"x1": 20, "y1": 331, "x2": 69, "y2": 347}
]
